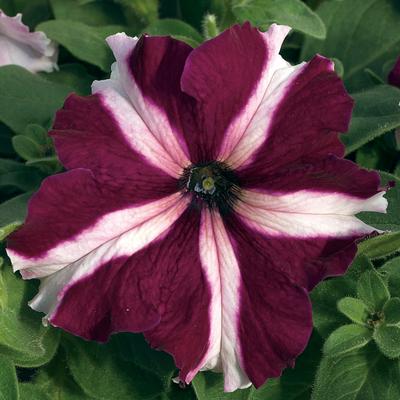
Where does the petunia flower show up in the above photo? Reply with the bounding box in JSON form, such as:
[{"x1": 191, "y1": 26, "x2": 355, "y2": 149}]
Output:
[
  {"x1": 0, "y1": 10, "x2": 58, "y2": 72},
  {"x1": 7, "y1": 23, "x2": 387, "y2": 391}
]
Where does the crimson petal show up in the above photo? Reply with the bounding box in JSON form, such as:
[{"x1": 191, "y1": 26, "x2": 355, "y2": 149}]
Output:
[
  {"x1": 225, "y1": 213, "x2": 312, "y2": 387},
  {"x1": 181, "y1": 22, "x2": 285, "y2": 163},
  {"x1": 35, "y1": 209, "x2": 211, "y2": 382},
  {"x1": 52, "y1": 93, "x2": 177, "y2": 194},
  {"x1": 235, "y1": 55, "x2": 353, "y2": 178},
  {"x1": 240, "y1": 155, "x2": 382, "y2": 198}
]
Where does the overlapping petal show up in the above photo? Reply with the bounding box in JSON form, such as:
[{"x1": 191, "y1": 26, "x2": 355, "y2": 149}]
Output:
[
  {"x1": 218, "y1": 182, "x2": 385, "y2": 387},
  {"x1": 52, "y1": 93, "x2": 179, "y2": 188},
  {"x1": 30, "y1": 208, "x2": 210, "y2": 380},
  {"x1": 0, "y1": 10, "x2": 57, "y2": 72},
  {"x1": 234, "y1": 187, "x2": 386, "y2": 289},
  {"x1": 198, "y1": 210, "x2": 250, "y2": 391},
  {"x1": 92, "y1": 33, "x2": 194, "y2": 177},
  {"x1": 7, "y1": 169, "x2": 181, "y2": 278},
  {"x1": 181, "y1": 22, "x2": 291, "y2": 163},
  {"x1": 230, "y1": 55, "x2": 352, "y2": 173},
  {"x1": 9, "y1": 87, "x2": 181, "y2": 278},
  {"x1": 239, "y1": 155, "x2": 382, "y2": 196},
  {"x1": 237, "y1": 189, "x2": 386, "y2": 237},
  {"x1": 224, "y1": 213, "x2": 313, "y2": 387}
]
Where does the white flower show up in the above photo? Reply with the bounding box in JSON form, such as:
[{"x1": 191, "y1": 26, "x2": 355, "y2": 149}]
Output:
[{"x1": 0, "y1": 10, "x2": 58, "y2": 72}]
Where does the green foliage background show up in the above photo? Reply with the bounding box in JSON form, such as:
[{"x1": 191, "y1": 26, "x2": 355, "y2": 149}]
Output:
[{"x1": 0, "y1": 0, "x2": 400, "y2": 399}]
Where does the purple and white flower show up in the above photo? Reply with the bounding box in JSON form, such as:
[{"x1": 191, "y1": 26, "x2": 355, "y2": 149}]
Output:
[
  {"x1": 7, "y1": 23, "x2": 387, "y2": 391},
  {"x1": 0, "y1": 10, "x2": 57, "y2": 72}
]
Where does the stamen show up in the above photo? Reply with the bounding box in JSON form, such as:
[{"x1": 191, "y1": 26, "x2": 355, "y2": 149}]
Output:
[{"x1": 178, "y1": 161, "x2": 241, "y2": 214}]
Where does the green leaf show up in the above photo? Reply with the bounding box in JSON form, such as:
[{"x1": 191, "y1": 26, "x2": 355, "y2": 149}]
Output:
[
  {"x1": 12, "y1": 0, "x2": 52, "y2": 29},
  {"x1": 0, "y1": 159, "x2": 43, "y2": 192},
  {"x1": 357, "y1": 269, "x2": 390, "y2": 312},
  {"x1": 374, "y1": 325, "x2": 400, "y2": 359},
  {"x1": 42, "y1": 64, "x2": 94, "y2": 96},
  {"x1": 337, "y1": 297, "x2": 370, "y2": 325},
  {"x1": 0, "y1": 355, "x2": 18, "y2": 400},
  {"x1": 355, "y1": 140, "x2": 386, "y2": 170},
  {"x1": 12, "y1": 135, "x2": 43, "y2": 161},
  {"x1": 364, "y1": 68, "x2": 385, "y2": 85},
  {"x1": 383, "y1": 58, "x2": 398, "y2": 80},
  {"x1": 176, "y1": 0, "x2": 212, "y2": 32},
  {"x1": 0, "y1": 192, "x2": 31, "y2": 227},
  {"x1": 144, "y1": 18, "x2": 203, "y2": 47},
  {"x1": 311, "y1": 255, "x2": 373, "y2": 337},
  {"x1": 18, "y1": 385, "x2": 52, "y2": 400},
  {"x1": 19, "y1": 351, "x2": 94, "y2": 400},
  {"x1": 0, "y1": 264, "x2": 60, "y2": 367},
  {"x1": 301, "y1": 0, "x2": 400, "y2": 91},
  {"x1": 0, "y1": 222, "x2": 21, "y2": 242},
  {"x1": 323, "y1": 324, "x2": 372, "y2": 357},
  {"x1": 114, "y1": 333, "x2": 175, "y2": 388},
  {"x1": 26, "y1": 157, "x2": 62, "y2": 175},
  {"x1": 37, "y1": 20, "x2": 126, "y2": 72},
  {"x1": 13, "y1": 0, "x2": 52, "y2": 26},
  {"x1": 0, "y1": 0, "x2": 14, "y2": 15},
  {"x1": 23, "y1": 124, "x2": 51, "y2": 148},
  {"x1": 312, "y1": 344, "x2": 400, "y2": 400},
  {"x1": 383, "y1": 298, "x2": 400, "y2": 325},
  {"x1": 250, "y1": 332, "x2": 323, "y2": 400},
  {"x1": 332, "y1": 57, "x2": 344, "y2": 78},
  {"x1": 162, "y1": 383, "x2": 197, "y2": 400},
  {"x1": 50, "y1": 0, "x2": 127, "y2": 26},
  {"x1": 117, "y1": 0, "x2": 158, "y2": 25},
  {"x1": 0, "y1": 260, "x2": 8, "y2": 309},
  {"x1": 192, "y1": 334, "x2": 320, "y2": 400},
  {"x1": 192, "y1": 372, "x2": 251, "y2": 400},
  {"x1": 359, "y1": 172, "x2": 400, "y2": 231},
  {"x1": 231, "y1": 0, "x2": 326, "y2": 39},
  {"x1": 381, "y1": 257, "x2": 400, "y2": 297},
  {"x1": 64, "y1": 335, "x2": 164, "y2": 400},
  {"x1": 0, "y1": 123, "x2": 14, "y2": 158},
  {"x1": 19, "y1": 377, "x2": 92, "y2": 400},
  {"x1": 357, "y1": 232, "x2": 400, "y2": 260},
  {"x1": 341, "y1": 85, "x2": 400, "y2": 155},
  {"x1": 210, "y1": 0, "x2": 237, "y2": 30},
  {"x1": 171, "y1": 35, "x2": 203, "y2": 49},
  {"x1": 355, "y1": 132, "x2": 398, "y2": 171},
  {"x1": 0, "y1": 66, "x2": 71, "y2": 133}
]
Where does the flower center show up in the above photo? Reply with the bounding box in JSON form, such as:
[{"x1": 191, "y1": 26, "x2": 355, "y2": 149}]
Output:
[{"x1": 179, "y1": 161, "x2": 241, "y2": 213}]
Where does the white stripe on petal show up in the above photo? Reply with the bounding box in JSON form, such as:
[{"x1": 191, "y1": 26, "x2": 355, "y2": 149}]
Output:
[
  {"x1": 217, "y1": 24, "x2": 303, "y2": 168},
  {"x1": 92, "y1": 33, "x2": 190, "y2": 178},
  {"x1": 96, "y1": 89, "x2": 185, "y2": 178},
  {"x1": 8, "y1": 193, "x2": 186, "y2": 278},
  {"x1": 236, "y1": 189, "x2": 387, "y2": 238},
  {"x1": 191, "y1": 210, "x2": 250, "y2": 392},
  {"x1": 29, "y1": 196, "x2": 189, "y2": 319},
  {"x1": 223, "y1": 62, "x2": 305, "y2": 169}
]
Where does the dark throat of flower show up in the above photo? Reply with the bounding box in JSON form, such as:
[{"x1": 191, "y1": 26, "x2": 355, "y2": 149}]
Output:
[{"x1": 178, "y1": 161, "x2": 241, "y2": 214}]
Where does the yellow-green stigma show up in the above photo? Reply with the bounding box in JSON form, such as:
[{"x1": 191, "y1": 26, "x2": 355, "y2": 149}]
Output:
[
  {"x1": 202, "y1": 176, "x2": 215, "y2": 193},
  {"x1": 178, "y1": 161, "x2": 240, "y2": 213}
]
